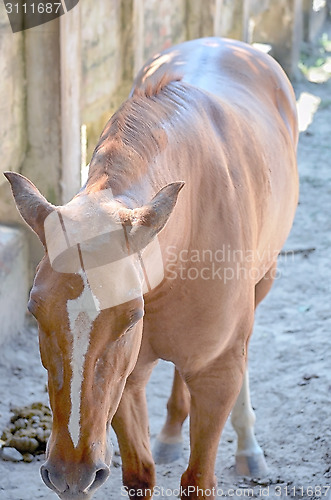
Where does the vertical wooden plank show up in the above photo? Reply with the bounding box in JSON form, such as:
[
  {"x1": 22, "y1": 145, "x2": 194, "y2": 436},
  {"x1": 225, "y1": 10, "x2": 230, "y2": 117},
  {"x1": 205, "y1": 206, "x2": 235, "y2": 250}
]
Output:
[
  {"x1": 214, "y1": 0, "x2": 223, "y2": 36},
  {"x1": 121, "y1": 0, "x2": 135, "y2": 83},
  {"x1": 143, "y1": 0, "x2": 186, "y2": 58},
  {"x1": 60, "y1": 3, "x2": 82, "y2": 203},
  {"x1": 186, "y1": 0, "x2": 214, "y2": 39},
  {"x1": 185, "y1": 0, "x2": 203, "y2": 39},
  {"x1": 214, "y1": 0, "x2": 250, "y2": 40},
  {"x1": 133, "y1": 0, "x2": 145, "y2": 77},
  {"x1": 80, "y1": 1, "x2": 123, "y2": 164},
  {"x1": 22, "y1": 18, "x2": 62, "y2": 205},
  {"x1": 243, "y1": 0, "x2": 251, "y2": 42},
  {"x1": 251, "y1": 0, "x2": 303, "y2": 78},
  {"x1": 303, "y1": 0, "x2": 328, "y2": 42}
]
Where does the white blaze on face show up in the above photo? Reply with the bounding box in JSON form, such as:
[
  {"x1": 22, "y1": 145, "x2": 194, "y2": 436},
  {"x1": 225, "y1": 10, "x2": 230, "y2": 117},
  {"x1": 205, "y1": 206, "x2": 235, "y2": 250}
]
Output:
[{"x1": 67, "y1": 271, "x2": 100, "y2": 448}]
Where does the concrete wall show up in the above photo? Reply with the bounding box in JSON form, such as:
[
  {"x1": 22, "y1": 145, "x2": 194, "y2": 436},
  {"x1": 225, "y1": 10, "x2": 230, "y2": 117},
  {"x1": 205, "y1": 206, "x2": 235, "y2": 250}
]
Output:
[{"x1": 0, "y1": 226, "x2": 28, "y2": 344}]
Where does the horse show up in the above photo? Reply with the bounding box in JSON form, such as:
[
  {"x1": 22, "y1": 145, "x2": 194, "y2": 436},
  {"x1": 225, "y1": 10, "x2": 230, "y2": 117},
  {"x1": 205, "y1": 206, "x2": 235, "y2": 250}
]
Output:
[{"x1": 5, "y1": 37, "x2": 298, "y2": 500}]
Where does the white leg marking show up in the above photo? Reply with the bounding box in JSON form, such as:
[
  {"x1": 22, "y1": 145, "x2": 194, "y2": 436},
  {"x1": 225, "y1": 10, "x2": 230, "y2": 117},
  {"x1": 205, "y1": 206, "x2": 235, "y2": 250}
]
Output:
[
  {"x1": 231, "y1": 368, "x2": 263, "y2": 458},
  {"x1": 67, "y1": 271, "x2": 99, "y2": 448}
]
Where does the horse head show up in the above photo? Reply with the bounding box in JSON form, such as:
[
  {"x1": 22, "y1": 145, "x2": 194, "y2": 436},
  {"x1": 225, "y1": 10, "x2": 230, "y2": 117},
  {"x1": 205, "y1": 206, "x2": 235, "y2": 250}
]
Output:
[{"x1": 5, "y1": 172, "x2": 183, "y2": 499}]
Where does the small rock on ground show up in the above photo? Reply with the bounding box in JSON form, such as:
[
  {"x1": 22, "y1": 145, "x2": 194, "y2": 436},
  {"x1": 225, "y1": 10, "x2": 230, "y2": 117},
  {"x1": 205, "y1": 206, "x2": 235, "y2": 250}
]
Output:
[{"x1": 0, "y1": 446, "x2": 24, "y2": 462}]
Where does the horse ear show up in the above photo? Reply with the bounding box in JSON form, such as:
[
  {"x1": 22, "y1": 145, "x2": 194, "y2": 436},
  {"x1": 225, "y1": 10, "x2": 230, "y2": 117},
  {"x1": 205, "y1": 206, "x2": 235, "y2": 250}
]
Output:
[
  {"x1": 127, "y1": 181, "x2": 185, "y2": 252},
  {"x1": 4, "y1": 172, "x2": 55, "y2": 247}
]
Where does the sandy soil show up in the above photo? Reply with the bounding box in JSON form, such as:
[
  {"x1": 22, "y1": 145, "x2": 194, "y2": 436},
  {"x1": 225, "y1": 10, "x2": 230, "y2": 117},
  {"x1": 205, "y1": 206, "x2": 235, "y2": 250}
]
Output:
[{"x1": 0, "y1": 39, "x2": 330, "y2": 500}]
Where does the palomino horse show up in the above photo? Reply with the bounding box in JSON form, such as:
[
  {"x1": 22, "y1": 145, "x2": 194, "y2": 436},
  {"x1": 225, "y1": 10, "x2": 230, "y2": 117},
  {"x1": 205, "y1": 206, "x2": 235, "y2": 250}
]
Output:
[{"x1": 5, "y1": 38, "x2": 298, "y2": 500}]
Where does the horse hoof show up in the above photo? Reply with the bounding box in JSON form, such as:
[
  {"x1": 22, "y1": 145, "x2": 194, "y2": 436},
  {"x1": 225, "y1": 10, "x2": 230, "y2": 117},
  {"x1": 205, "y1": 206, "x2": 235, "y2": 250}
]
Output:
[
  {"x1": 235, "y1": 452, "x2": 268, "y2": 477},
  {"x1": 152, "y1": 437, "x2": 182, "y2": 464}
]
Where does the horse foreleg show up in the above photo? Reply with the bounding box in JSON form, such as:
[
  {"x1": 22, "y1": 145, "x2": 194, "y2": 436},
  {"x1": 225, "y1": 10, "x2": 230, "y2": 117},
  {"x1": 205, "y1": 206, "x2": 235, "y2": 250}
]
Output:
[
  {"x1": 153, "y1": 367, "x2": 190, "y2": 464},
  {"x1": 180, "y1": 348, "x2": 246, "y2": 500},
  {"x1": 112, "y1": 373, "x2": 155, "y2": 500},
  {"x1": 231, "y1": 368, "x2": 268, "y2": 477}
]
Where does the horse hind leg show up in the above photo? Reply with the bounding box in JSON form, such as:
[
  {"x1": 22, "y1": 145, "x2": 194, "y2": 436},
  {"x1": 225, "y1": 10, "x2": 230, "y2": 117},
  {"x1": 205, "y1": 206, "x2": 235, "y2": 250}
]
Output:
[
  {"x1": 231, "y1": 368, "x2": 268, "y2": 477},
  {"x1": 153, "y1": 367, "x2": 190, "y2": 464},
  {"x1": 231, "y1": 261, "x2": 278, "y2": 477}
]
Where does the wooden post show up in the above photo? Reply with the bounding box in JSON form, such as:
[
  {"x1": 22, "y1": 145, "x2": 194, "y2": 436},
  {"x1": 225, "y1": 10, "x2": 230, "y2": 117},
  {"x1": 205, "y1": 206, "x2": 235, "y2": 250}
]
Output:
[
  {"x1": 133, "y1": 0, "x2": 144, "y2": 77},
  {"x1": 303, "y1": 0, "x2": 329, "y2": 42},
  {"x1": 60, "y1": 2, "x2": 82, "y2": 203},
  {"x1": 22, "y1": 18, "x2": 62, "y2": 204},
  {"x1": 251, "y1": 0, "x2": 303, "y2": 78},
  {"x1": 214, "y1": 0, "x2": 251, "y2": 41}
]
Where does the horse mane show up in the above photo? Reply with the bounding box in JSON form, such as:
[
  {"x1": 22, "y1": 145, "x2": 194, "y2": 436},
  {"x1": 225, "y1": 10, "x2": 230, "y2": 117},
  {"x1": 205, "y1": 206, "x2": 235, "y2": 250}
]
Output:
[
  {"x1": 131, "y1": 72, "x2": 183, "y2": 98},
  {"x1": 87, "y1": 73, "x2": 187, "y2": 194}
]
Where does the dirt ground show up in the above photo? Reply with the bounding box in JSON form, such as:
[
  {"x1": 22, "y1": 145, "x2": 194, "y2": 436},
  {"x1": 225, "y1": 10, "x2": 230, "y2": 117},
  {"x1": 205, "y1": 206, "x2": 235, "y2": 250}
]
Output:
[{"x1": 0, "y1": 34, "x2": 330, "y2": 500}]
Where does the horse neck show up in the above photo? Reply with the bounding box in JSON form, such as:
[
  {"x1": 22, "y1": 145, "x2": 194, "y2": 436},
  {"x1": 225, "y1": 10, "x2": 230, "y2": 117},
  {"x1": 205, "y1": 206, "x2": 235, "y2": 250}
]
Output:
[{"x1": 85, "y1": 83, "x2": 197, "y2": 203}]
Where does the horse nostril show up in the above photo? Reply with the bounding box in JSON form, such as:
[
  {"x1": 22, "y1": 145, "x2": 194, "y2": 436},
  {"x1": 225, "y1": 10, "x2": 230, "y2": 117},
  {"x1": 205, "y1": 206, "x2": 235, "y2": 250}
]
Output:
[
  {"x1": 40, "y1": 464, "x2": 67, "y2": 494},
  {"x1": 40, "y1": 466, "x2": 54, "y2": 490},
  {"x1": 41, "y1": 462, "x2": 109, "y2": 496},
  {"x1": 87, "y1": 466, "x2": 110, "y2": 492},
  {"x1": 40, "y1": 465, "x2": 53, "y2": 490}
]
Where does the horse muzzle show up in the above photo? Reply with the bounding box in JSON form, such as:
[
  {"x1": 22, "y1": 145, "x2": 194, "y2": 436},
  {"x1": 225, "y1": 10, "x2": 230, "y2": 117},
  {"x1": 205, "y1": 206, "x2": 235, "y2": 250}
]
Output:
[{"x1": 40, "y1": 459, "x2": 110, "y2": 499}]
